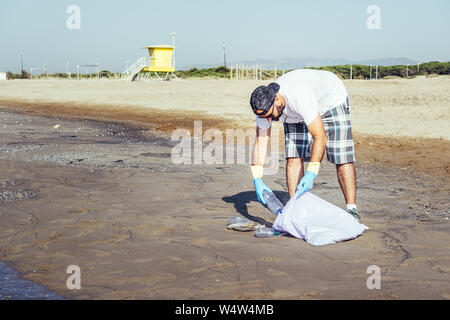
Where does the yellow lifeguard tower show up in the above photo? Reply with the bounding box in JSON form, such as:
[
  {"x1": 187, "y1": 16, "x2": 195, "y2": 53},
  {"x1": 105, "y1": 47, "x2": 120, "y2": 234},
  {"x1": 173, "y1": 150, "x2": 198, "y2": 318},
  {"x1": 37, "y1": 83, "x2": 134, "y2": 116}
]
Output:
[
  {"x1": 141, "y1": 45, "x2": 177, "y2": 81},
  {"x1": 120, "y1": 43, "x2": 178, "y2": 81}
]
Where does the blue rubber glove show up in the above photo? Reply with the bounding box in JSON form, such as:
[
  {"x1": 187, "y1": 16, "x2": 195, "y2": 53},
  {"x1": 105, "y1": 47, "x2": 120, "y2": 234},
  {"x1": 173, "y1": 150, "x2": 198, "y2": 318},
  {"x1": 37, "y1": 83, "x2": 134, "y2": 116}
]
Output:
[
  {"x1": 254, "y1": 177, "x2": 272, "y2": 205},
  {"x1": 296, "y1": 171, "x2": 317, "y2": 198}
]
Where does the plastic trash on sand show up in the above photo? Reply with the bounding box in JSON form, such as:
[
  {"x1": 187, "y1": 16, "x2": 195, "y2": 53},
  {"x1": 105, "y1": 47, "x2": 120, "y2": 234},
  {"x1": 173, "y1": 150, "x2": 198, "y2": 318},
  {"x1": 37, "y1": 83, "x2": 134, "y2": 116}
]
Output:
[
  {"x1": 226, "y1": 216, "x2": 261, "y2": 231},
  {"x1": 254, "y1": 225, "x2": 283, "y2": 238},
  {"x1": 263, "y1": 190, "x2": 283, "y2": 216},
  {"x1": 273, "y1": 192, "x2": 369, "y2": 246}
]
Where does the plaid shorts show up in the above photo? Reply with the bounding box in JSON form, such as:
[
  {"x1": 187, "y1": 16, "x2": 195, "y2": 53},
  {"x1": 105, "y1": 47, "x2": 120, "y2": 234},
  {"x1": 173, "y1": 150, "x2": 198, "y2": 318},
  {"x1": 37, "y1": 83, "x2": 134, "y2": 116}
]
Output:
[{"x1": 283, "y1": 97, "x2": 355, "y2": 164}]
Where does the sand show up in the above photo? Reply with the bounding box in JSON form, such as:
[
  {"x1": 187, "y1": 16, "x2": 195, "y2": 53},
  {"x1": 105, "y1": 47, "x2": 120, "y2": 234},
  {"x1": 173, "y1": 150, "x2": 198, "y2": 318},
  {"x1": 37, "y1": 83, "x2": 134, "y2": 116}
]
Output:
[
  {"x1": 1, "y1": 77, "x2": 449, "y2": 178},
  {"x1": 0, "y1": 77, "x2": 449, "y2": 299},
  {"x1": 0, "y1": 76, "x2": 449, "y2": 140}
]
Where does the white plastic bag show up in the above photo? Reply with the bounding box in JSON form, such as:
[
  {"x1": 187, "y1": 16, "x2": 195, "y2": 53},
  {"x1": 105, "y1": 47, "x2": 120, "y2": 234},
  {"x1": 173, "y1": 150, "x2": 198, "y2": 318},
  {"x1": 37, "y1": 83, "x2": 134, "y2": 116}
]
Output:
[{"x1": 272, "y1": 192, "x2": 369, "y2": 246}]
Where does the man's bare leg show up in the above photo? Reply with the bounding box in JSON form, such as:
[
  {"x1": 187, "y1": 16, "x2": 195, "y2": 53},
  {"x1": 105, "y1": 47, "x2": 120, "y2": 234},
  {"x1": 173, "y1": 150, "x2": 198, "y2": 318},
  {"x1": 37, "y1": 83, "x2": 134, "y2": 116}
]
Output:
[
  {"x1": 336, "y1": 162, "x2": 357, "y2": 204},
  {"x1": 286, "y1": 157, "x2": 305, "y2": 198}
]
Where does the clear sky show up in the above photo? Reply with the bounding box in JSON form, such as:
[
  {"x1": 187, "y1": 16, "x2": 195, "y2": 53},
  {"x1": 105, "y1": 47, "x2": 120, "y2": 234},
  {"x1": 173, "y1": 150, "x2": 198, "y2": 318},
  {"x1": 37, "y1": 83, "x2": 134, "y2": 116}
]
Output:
[{"x1": 1, "y1": 0, "x2": 449, "y2": 73}]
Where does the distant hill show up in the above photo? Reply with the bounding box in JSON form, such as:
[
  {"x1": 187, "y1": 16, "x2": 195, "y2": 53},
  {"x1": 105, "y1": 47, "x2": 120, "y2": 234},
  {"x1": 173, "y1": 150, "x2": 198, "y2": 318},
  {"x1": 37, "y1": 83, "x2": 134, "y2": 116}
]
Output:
[{"x1": 357, "y1": 57, "x2": 419, "y2": 66}]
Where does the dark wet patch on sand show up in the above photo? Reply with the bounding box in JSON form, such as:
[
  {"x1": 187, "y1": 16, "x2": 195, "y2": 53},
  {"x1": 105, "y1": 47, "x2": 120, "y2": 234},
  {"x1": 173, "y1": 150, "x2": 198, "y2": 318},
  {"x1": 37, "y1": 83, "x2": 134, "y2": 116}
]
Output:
[{"x1": 0, "y1": 261, "x2": 62, "y2": 300}]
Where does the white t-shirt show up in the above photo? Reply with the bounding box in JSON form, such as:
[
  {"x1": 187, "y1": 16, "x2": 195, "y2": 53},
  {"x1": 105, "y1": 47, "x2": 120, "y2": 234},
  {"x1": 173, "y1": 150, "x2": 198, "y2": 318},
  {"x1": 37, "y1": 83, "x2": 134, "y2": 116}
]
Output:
[{"x1": 256, "y1": 69, "x2": 348, "y2": 129}]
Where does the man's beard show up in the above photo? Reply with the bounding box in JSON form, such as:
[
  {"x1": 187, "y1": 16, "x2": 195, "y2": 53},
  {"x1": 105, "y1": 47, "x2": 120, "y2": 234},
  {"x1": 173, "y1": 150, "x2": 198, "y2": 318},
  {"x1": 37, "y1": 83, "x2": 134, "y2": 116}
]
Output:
[{"x1": 271, "y1": 115, "x2": 281, "y2": 121}]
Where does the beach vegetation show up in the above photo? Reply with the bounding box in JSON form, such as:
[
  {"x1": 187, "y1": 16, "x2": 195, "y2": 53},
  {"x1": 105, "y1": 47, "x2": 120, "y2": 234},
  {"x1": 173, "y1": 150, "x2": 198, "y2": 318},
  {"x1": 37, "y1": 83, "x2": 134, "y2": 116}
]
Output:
[{"x1": 175, "y1": 66, "x2": 231, "y2": 79}]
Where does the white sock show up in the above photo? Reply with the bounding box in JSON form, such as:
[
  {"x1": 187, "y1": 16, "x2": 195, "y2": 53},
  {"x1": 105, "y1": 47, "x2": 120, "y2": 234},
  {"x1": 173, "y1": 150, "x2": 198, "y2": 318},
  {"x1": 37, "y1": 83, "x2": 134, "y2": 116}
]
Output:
[{"x1": 346, "y1": 204, "x2": 357, "y2": 211}]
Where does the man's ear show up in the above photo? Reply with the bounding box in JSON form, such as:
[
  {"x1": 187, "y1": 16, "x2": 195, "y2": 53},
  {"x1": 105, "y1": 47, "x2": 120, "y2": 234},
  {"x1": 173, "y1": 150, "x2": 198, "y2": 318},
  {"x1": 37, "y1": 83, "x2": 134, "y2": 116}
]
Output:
[{"x1": 276, "y1": 92, "x2": 284, "y2": 107}]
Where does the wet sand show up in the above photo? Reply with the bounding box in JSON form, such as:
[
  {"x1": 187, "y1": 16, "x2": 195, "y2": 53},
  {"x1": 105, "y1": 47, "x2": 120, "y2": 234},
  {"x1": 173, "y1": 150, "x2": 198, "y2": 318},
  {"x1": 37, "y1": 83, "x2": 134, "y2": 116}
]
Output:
[
  {"x1": 0, "y1": 261, "x2": 62, "y2": 299},
  {"x1": 0, "y1": 108, "x2": 449, "y2": 299}
]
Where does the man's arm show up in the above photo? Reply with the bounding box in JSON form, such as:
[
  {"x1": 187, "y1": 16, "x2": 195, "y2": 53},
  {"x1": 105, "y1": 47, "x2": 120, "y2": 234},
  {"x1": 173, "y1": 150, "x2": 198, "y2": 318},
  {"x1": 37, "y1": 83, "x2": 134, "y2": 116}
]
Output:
[
  {"x1": 252, "y1": 126, "x2": 271, "y2": 166},
  {"x1": 251, "y1": 126, "x2": 272, "y2": 204},
  {"x1": 306, "y1": 114, "x2": 327, "y2": 163},
  {"x1": 296, "y1": 114, "x2": 327, "y2": 197}
]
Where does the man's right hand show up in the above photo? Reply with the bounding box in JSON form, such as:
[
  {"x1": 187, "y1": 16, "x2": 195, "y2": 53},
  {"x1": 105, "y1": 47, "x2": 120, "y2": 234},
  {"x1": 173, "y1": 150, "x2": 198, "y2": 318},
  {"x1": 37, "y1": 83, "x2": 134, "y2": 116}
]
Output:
[
  {"x1": 254, "y1": 177, "x2": 272, "y2": 205},
  {"x1": 296, "y1": 170, "x2": 317, "y2": 197}
]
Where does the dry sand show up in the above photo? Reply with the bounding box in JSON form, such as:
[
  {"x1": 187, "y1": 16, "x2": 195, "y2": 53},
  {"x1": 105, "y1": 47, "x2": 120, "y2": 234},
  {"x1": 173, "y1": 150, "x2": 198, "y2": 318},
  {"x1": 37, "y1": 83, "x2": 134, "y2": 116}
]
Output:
[{"x1": 0, "y1": 77, "x2": 449, "y2": 299}]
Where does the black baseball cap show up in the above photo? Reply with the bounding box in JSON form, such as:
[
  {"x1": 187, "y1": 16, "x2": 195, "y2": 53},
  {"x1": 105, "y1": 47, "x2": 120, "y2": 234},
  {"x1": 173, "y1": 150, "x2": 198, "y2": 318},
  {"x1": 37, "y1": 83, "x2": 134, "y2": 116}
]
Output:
[{"x1": 250, "y1": 82, "x2": 280, "y2": 116}]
